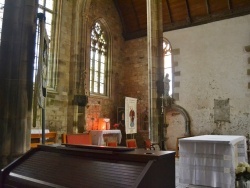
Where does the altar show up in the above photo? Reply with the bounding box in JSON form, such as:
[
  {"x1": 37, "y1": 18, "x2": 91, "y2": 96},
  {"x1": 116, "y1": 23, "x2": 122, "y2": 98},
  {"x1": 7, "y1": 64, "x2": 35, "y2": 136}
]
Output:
[
  {"x1": 179, "y1": 135, "x2": 247, "y2": 188},
  {"x1": 89, "y1": 130, "x2": 122, "y2": 146},
  {"x1": 31, "y1": 129, "x2": 50, "y2": 134}
]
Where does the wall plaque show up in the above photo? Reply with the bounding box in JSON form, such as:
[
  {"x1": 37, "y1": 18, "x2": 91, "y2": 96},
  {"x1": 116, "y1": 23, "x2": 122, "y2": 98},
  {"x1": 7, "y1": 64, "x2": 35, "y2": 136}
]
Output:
[{"x1": 214, "y1": 98, "x2": 230, "y2": 123}]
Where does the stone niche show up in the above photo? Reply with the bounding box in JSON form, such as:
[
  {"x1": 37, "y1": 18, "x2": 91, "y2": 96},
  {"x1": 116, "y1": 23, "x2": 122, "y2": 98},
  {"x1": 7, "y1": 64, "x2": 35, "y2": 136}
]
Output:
[{"x1": 165, "y1": 104, "x2": 191, "y2": 150}]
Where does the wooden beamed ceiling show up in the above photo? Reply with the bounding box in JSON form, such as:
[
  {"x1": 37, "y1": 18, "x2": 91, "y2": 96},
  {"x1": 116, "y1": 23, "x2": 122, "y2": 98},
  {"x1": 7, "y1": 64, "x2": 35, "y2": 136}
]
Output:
[{"x1": 113, "y1": 0, "x2": 250, "y2": 40}]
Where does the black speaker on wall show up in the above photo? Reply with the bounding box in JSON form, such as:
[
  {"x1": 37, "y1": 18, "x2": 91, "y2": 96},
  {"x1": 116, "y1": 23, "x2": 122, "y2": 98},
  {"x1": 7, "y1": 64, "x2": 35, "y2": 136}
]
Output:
[{"x1": 74, "y1": 95, "x2": 88, "y2": 106}]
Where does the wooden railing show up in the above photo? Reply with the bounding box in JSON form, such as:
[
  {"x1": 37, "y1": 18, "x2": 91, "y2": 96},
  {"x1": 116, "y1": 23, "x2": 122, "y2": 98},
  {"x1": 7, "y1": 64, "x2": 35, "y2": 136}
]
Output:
[{"x1": 31, "y1": 132, "x2": 57, "y2": 149}]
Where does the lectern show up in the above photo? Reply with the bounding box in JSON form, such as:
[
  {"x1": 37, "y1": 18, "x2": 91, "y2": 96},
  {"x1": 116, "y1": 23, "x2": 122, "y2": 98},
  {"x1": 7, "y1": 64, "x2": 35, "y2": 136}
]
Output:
[{"x1": 0, "y1": 144, "x2": 175, "y2": 188}]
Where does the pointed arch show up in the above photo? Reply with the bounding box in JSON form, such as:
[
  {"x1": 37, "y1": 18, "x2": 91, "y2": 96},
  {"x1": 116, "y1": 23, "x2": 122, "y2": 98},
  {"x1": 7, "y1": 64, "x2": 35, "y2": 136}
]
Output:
[
  {"x1": 89, "y1": 19, "x2": 111, "y2": 96},
  {"x1": 163, "y1": 38, "x2": 173, "y2": 96},
  {"x1": 0, "y1": 0, "x2": 5, "y2": 43}
]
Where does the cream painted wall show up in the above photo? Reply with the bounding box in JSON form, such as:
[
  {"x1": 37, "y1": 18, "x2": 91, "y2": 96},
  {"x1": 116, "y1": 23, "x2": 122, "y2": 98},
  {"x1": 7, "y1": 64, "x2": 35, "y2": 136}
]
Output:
[{"x1": 164, "y1": 15, "x2": 250, "y2": 140}]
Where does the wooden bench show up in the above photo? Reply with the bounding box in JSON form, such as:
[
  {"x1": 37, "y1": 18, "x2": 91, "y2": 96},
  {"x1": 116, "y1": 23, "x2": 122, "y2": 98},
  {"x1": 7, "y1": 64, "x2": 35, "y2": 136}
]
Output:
[
  {"x1": 31, "y1": 132, "x2": 57, "y2": 149},
  {"x1": 144, "y1": 139, "x2": 158, "y2": 150},
  {"x1": 106, "y1": 141, "x2": 118, "y2": 147},
  {"x1": 126, "y1": 139, "x2": 137, "y2": 148},
  {"x1": 61, "y1": 133, "x2": 92, "y2": 145}
]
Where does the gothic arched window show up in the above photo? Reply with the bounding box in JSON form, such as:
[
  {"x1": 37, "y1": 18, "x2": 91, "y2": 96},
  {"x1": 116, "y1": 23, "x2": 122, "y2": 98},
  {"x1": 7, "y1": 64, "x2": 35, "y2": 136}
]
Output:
[
  {"x1": 163, "y1": 39, "x2": 173, "y2": 96},
  {"x1": 0, "y1": 0, "x2": 5, "y2": 43},
  {"x1": 90, "y1": 21, "x2": 109, "y2": 96}
]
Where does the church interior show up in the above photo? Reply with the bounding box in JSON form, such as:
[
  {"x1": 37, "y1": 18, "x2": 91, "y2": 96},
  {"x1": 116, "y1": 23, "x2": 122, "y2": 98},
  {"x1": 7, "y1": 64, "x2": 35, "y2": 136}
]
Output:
[{"x1": 0, "y1": 0, "x2": 250, "y2": 187}]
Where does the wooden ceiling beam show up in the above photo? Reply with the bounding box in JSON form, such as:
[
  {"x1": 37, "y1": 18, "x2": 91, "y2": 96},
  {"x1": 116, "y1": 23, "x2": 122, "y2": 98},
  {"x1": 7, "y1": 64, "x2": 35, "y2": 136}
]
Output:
[
  {"x1": 116, "y1": 0, "x2": 250, "y2": 40},
  {"x1": 113, "y1": 0, "x2": 128, "y2": 33},
  {"x1": 165, "y1": 0, "x2": 173, "y2": 24},
  {"x1": 131, "y1": 0, "x2": 140, "y2": 28},
  {"x1": 124, "y1": 6, "x2": 250, "y2": 40},
  {"x1": 185, "y1": 0, "x2": 192, "y2": 23}
]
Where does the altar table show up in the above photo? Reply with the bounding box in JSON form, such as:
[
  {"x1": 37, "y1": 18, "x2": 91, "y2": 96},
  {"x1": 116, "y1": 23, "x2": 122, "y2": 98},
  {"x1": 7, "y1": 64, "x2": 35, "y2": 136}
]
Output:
[
  {"x1": 89, "y1": 130, "x2": 122, "y2": 146},
  {"x1": 31, "y1": 129, "x2": 50, "y2": 134},
  {"x1": 179, "y1": 135, "x2": 248, "y2": 188}
]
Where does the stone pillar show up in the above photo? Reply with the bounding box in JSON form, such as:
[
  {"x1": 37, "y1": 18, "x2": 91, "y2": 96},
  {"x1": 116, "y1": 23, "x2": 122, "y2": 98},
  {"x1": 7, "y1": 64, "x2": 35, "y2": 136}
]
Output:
[
  {"x1": 67, "y1": 0, "x2": 91, "y2": 134},
  {"x1": 0, "y1": 0, "x2": 37, "y2": 168},
  {"x1": 147, "y1": 0, "x2": 164, "y2": 143}
]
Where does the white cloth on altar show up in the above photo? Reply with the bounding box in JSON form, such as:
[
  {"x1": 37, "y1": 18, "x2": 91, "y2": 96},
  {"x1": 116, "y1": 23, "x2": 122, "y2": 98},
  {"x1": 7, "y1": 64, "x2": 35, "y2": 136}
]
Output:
[
  {"x1": 89, "y1": 130, "x2": 122, "y2": 146},
  {"x1": 31, "y1": 129, "x2": 50, "y2": 134},
  {"x1": 179, "y1": 135, "x2": 247, "y2": 188}
]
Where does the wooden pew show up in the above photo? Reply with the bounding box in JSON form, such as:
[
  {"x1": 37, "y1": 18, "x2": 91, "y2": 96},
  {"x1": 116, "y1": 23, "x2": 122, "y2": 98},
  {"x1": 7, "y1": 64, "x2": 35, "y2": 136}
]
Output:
[
  {"x1": 61, "y1": 133, "x2": 92, "y2": 145},
  {"x1": 31, "y1": 132, "x2": 57, "y2": 149}
]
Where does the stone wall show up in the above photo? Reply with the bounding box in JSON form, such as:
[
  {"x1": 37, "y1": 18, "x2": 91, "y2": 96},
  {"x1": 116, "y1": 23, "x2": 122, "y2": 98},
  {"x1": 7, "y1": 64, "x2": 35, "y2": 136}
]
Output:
[
  {"x1": 122, "y1": 37, "x2": 150, "y2": 145},
  {"x1": 164, "y1": 15, "x2": 250, "y2": 149},
  {"x1": 35, "y1": 0, "x2": 73, "y2": 138},
  {"x1": 84, "y1": 0, "x2": 124, "y2": 130},
  {"x1": 123, "y1": 38, "x2": 149, "y2": 129},
  {"x1": 42, "y1": 1, "x2": 250, "y2": 148}
]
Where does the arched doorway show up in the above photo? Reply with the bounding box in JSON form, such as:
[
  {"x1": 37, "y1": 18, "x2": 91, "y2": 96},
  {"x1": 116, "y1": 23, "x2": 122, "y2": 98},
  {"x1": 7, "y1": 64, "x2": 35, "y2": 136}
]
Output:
[{"x1": 165, "y1": 104, "x2": 191, "y2": 150}]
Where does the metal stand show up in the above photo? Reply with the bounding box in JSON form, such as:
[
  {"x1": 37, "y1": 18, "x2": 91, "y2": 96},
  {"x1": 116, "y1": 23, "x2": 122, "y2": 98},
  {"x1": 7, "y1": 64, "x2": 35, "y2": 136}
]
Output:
[{"x1": 158, "y1": 94, "x2": 168, "y2": 150}]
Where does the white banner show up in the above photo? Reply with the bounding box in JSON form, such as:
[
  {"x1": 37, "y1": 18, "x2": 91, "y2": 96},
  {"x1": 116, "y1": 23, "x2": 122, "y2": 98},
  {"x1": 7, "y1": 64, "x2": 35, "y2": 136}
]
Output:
[
  {"x1": 125, "y1": 97, "x2": 137, "y2": 134},
  {"x1": 33, "y1": 14, "x2": 49, "y2": 127}
]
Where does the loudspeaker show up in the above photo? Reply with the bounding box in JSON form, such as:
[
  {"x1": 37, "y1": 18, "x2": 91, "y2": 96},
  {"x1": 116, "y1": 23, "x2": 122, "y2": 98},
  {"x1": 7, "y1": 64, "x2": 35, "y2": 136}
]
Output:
[{"x1": 74, "y1": 95, "x2": 88, "y2": 106}]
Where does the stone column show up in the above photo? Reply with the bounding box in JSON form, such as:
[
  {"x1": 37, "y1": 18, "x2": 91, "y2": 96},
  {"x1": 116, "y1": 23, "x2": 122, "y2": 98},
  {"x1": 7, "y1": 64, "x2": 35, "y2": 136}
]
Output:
[
  {"x1": 67, "y1": 0, "x2": 91, "y2": 134},
  {"x1": 147, "y1": 0, "x2": 164, "y2": 143},
  {"x1": 0, "y1": 0, "x2": 37, "y2": 168}
]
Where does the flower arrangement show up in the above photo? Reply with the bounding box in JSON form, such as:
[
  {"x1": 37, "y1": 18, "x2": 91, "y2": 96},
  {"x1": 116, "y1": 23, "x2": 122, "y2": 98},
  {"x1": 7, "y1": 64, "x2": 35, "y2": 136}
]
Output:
[
  {"x1": 113, "y1": 123, "x2": 119, "y2": 129},
  {"x1": 235, "y1": 162, "x2": 250, "y2": 182}
]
